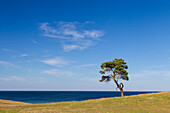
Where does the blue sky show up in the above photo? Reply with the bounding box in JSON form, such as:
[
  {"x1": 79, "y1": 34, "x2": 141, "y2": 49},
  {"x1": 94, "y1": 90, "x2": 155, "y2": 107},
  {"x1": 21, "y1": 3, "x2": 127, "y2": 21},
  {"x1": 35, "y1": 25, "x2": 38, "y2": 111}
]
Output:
[{"x1": 0, "y1": 0, "x2": 170, "y2": 91}]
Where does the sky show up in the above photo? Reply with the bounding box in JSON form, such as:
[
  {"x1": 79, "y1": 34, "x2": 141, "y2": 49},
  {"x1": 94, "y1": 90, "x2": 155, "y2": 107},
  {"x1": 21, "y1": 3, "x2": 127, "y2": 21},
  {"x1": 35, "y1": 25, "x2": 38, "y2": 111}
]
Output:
[{"x1": 0, "y1": 0, "x2": 170, "y2": 91}]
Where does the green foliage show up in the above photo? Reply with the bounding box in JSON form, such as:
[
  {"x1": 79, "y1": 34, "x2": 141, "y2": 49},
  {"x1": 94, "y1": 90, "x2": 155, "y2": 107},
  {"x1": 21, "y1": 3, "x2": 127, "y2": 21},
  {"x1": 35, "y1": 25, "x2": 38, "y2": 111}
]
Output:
[
  {"x1": 99, "y1": 58, "x2": 129, "y2": 82},
  {"x1": 99, "y1": 76, "x2": 111, "y2": 82}
]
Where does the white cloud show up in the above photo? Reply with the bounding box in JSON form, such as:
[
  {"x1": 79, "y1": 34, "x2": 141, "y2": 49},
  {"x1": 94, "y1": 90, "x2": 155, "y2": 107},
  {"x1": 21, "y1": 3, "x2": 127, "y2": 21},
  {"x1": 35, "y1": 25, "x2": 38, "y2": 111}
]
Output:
[
  {"x1": 79, "y1": 77, "x2": 97, "y2": 82},
  {"x1": 131, "y1": 70, "x2": 170, "y2": 78},
  {"x1": 63, "y1": 39, "x2": 94, "y2": 52},
  {"x1": 0, "y1": 77, "x2": 11, "y2": 81},
  {"x1": 62, "y1": 29, "x2": 84, "y2": 39},
  {"x1": 43, "y1": 69, "x2": 79, "y2": 77},
  {"x1": 84, "y1": 30, "x2": 104, "y2": 39},
  {"x1": 0, "y1": 76, "x2": 25, "y2": 81},
  {"x1": 0, "y1": 76, "x2": 46, "y2": 82},
  {"x1": 39, "y1": 21, "x2": 104, "y2": 51},
  {"x1": 85, "y1": 21, "x2": 94, "y2": 24},
  {"x1": 143, "y1": 70, "x2": 170, "y2": 76},
  {"x1": 20, "y1": 54, "x2": 28, "y2": 57},
  {"x1": 63, "y1": 45, "x2": 85, "y2": 52},
  {"x1": 10, "y1": 76, "x2": 25, "y2": 81},
  {"x1": 43, "y1": 34, "x2": 68, "y2": 39},
  {"x1": 2, "y1": 48, "x2": 14, "y2": 52},
  {"x1": 40, "y1": 23, "x2": 58, "y2": 34},
  {"x1": 79, "y1": 64, "x2": 96, "y2": 68},
  {"x1": 41, "y1": 57, "x2": 72, "y2": 67},
  {"x1": 146, "y1": 65, "x2": 166, "y2": 68},
  {"x1": 32, "y1": 40, "x2": 39, "y2": 45},
  {"x1": 0, "y1": 61, "x2": 20, "y2": 68}
]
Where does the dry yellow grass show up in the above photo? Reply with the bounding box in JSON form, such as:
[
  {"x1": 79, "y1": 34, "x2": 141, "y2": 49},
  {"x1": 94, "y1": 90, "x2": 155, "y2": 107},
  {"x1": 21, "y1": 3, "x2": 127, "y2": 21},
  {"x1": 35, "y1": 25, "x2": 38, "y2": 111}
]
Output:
[{"x1": 0, "y1": 91, "x2": 169, "y2": 113}]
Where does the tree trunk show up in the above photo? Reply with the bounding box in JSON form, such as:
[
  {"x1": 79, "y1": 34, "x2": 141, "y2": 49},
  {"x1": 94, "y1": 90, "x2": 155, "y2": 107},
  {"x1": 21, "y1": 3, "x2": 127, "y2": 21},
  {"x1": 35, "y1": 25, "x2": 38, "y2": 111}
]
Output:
[
  {"x1": 113, "y1": 76, "x2": 124, "y2": 97},
  {"x1": 120, "y1": 89, "x2": 124, "y2": 97}
]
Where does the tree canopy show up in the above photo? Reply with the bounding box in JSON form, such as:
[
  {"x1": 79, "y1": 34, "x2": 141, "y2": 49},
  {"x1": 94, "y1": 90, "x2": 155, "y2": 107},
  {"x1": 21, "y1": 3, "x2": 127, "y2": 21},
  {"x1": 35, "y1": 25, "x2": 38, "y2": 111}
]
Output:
[{"x1": 99, "y1": 58, "x2": 129, "y2": 96}]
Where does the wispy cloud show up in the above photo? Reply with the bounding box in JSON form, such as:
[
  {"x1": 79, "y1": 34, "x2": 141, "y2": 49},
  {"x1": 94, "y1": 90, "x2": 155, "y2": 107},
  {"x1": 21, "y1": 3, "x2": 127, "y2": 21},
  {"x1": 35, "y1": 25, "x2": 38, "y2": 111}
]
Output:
[
  {"x1": 79, "y1": 77, "x2": 97, "y2": 82},
  {"x1": 131, "y1": 70, "x2": 170, "y2": 78},
  {"x1": 0, "y1": 61, "x2": 20, "y2": 68},
  {"x1": 32, "y1": 40, "x2": 39, "y2": 45},
  {"x1": 0, "y1": 76, "x2": 25, "y2": 81},
  {"x1": 79, "y1": 64, "x2": 96, "y2": 68},
  {"x1": 0, "y1": 77, "x2": 11, "y2": 81},
  {"x1": 41, "y1": 57, "x2": 73, "y2": 67},
  {"x1": 20, "y1": 54, "x2": 28, "y2": 57},
  {"x1": 63, "y1": 45, "x2": 85, "y2": 52},
  {"x1": 83, "y1": 30, "x2": 104, "y2": 39},
  {"x1": 2, "y1": 48, "x2": 14, "y2": 52},
  {"x1": 0, "y1": 76, "x2": 46, "y2": 82},
  {"x1": 143, "y1": 70, "x2": 170, "y2": 76},
  {"x1": 39, "y1": 21, "x2": 104, "y2": 51},
  {"x1": 145, "y1": 65, "x2": 166, "y2": 69},
  {"x1": 43, "y1": 69, "x2": 80, "y2": 77}
]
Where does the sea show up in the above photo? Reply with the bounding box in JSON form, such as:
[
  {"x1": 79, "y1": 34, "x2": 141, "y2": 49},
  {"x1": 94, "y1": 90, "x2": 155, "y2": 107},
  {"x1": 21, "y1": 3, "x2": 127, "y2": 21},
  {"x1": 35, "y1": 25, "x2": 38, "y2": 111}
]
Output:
[{"x1": 0, "y1": 91, "x2": 158, "y2": 104}]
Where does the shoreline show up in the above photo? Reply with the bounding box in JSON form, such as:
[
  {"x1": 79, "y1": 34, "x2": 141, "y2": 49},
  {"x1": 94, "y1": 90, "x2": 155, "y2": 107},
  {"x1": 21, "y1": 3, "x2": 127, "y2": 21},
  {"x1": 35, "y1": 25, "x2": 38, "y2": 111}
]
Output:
[
  {"x1": 0, "y1": 91, "x2": 169, "y2": 112},
  {"x1": 0, "y1": 91, "x2": 169, "y2": 105}
]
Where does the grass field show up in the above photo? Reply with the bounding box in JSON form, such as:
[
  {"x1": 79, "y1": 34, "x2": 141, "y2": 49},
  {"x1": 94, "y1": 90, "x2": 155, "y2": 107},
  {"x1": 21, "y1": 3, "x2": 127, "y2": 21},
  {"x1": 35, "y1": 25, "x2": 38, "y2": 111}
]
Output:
[{"x1": 0, "y1": 92, "x2": 169, "y2": 113}]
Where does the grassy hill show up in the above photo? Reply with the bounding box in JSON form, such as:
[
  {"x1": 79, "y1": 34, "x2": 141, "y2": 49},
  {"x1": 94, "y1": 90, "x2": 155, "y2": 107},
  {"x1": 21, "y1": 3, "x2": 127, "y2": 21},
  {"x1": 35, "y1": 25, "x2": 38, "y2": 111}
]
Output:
[{"x1": 0, "y1": 92, "x2": 169, "y2": 113}]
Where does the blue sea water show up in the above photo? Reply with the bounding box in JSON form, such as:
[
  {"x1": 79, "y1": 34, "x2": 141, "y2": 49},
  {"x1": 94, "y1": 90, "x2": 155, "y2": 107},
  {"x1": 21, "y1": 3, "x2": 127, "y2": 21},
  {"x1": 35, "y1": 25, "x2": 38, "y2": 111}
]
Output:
[{"x1": 0, "y1": 91, "x2": 158, "y2": 104}]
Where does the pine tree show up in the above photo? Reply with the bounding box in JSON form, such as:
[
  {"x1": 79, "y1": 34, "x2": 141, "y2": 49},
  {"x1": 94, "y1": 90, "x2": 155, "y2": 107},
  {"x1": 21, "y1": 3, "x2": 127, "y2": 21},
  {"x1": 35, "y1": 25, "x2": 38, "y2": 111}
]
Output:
[{"x1": 99, "y1": 58, "x2": 129, "y2": 97}]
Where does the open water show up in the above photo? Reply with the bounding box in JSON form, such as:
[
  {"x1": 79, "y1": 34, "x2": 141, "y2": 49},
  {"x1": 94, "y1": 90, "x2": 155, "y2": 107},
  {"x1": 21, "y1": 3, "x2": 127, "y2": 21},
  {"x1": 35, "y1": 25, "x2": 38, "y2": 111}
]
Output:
[{"x1": 0, "y1": 91, "x2": 158, "y2": 104}]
